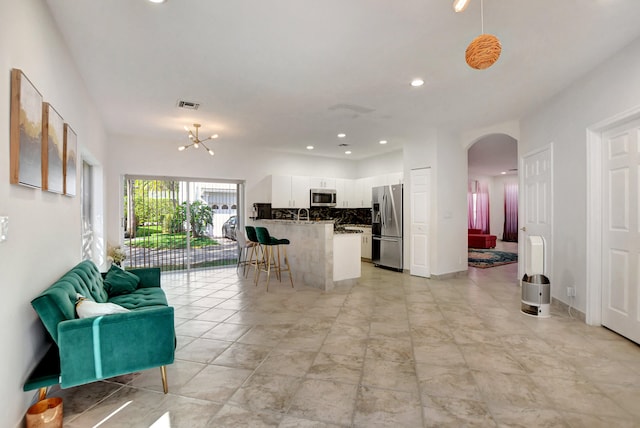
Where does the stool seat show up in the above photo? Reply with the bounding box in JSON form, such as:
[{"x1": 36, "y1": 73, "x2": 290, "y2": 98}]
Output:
[{"x1": 266, "y1": 237, "x2": 290, "y2": 245}]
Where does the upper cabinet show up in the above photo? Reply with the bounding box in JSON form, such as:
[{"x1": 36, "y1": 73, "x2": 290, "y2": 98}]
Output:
[
  {"x1": 354, "y1": 177, "x2": 374, "y2": 208},
  {"x1": 267, "y1": 173, "x2": 401, "y2": 209},
  {"x1": 309, "y1": 177, "x2": 336, "y2": 189},
  {"x1": 335, "y1": 178, "x2": 355, "y2": 208},
  {"x1": 270, "y1": 175, "x2": 310, "y2": 208}
]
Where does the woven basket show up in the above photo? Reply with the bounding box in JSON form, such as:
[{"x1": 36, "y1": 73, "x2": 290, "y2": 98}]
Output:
[{"x1": 465, "y1": 34, "x2": 501, "y2": 70}]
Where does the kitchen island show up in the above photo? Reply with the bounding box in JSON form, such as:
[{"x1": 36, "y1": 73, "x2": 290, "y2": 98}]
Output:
[{"x1": 249, "y1": 219, "x2": 361, "y2": 291}]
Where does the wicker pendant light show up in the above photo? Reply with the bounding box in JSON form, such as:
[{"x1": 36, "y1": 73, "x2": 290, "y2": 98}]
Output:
[
  {"x1": 465, "y1": 0, "x2": 501, "y2": 70},
  {"x1": 466, "y1": 34, "x2": 501, "y2": 69}
]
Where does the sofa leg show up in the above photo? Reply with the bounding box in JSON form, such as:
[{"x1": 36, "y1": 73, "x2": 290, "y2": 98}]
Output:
[
  {"x1": 38, "y1": 387, "x2": 48, "y2": 401},
  {"x1": 160, "y1": 366, "x2": 168, "y2": 394}
]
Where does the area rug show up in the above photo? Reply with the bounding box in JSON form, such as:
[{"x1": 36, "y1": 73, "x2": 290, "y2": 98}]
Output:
[{"x1": 468, "y1": 249, "x2": 518, "y2": 269}]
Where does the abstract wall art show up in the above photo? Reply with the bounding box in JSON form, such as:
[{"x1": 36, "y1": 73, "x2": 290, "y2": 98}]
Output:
[
  {"x1": 42, "y1": 102, "x2": 65, "y2": 193},
  {"x1": 63, "y1": 123, "x2": 77, "y2": 196},
  {"x1": 10, "y1": 69, "x2": 43, "y2": 188}
]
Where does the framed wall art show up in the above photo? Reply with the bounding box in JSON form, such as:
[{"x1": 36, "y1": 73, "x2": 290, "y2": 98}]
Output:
[
  {"x1": 10, "y1": 68, "x2": 43, "y2": 188},
  {"x1": 63, "y1": 123, "x2": 77, "y2": 196},
  {"x1": 42, "y1": 102, "x2": 65, "y2": 194}
]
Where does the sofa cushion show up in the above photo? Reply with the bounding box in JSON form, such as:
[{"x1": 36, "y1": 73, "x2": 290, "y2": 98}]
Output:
[
  {"x1": 108, "y1": 287, "x2": 168, "y2": 310},
  {"x1": 103, "y1": 265, "x2": 140, "y2": 296}
]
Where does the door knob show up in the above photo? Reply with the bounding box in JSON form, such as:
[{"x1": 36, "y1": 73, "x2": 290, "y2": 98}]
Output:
[{"x1": 520, "y1": 227, "x2": 527, "y2": 232}]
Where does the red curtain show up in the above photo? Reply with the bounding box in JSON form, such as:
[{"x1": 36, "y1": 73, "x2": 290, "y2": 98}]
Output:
[{"x1": 503, "y1": 182, "x2": 518, "y2": 242}]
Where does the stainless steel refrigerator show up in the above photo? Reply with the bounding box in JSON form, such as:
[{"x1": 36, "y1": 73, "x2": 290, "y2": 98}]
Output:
[{"x1": 371, "y1": 184, "x2": 403, "y2": 271}]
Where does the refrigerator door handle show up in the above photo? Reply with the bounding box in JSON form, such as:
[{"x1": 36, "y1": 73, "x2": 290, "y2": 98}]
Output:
[{"x1": 372, "y1": 236, "x2": 400, "y2": 242}]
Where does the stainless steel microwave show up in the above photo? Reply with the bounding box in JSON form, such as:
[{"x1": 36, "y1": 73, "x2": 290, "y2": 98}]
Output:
[{"x1": 310, "y1": 188, "x2": 337, "y2": 207}]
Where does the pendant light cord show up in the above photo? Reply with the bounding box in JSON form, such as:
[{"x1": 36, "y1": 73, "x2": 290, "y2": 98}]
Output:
[{"x1": 481, "y1": 0, "x2": 484, "y2": 34}]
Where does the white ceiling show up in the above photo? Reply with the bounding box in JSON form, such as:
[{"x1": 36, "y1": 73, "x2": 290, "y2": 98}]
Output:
[{"x1": 45, "y1": 0, "x2": 640, "y2": 160}]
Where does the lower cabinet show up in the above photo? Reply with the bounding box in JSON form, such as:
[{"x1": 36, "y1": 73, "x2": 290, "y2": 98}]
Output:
[
  {"x1": 333, "y1": 233, "x2": 362, "y2": 281},
  {"x1": 345, "y1": 227, "x2": 372, "y2": 260}
]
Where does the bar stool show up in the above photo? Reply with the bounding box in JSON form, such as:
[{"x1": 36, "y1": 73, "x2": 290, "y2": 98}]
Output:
[
  {"x1": 235, "y1": 228, "x2": 256, "y2": 277},
  {"x1": 244, "y1": 226, "x2": 262, "y2": 282},
  {"x1": 254, "y1": 226, "x2": 294, "y2": 291}
]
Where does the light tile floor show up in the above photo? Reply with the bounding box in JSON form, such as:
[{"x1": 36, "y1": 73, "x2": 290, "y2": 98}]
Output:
[{"x1": 52, "y1": 252, "x2": 640, "y2": 427}]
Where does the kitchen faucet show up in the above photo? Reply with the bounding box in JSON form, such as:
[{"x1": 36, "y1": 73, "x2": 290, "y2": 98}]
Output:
[{"x1": 297, "y1": 208, "x2": 310, "y2": 222}]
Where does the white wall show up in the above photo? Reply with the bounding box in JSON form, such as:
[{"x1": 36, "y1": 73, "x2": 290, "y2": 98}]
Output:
[
  {"x1": 0, "y1": 0, "x2": 108, "y2": 426},
  {"x1": 520, "y1": 35, "x2": 640, "y2": 313},
  {"x1": 435, "y1": 130, "x2": 468, "y2": 275},
  {"x1": 356, "y1": 149, "x2": 403, "y2": 178}
]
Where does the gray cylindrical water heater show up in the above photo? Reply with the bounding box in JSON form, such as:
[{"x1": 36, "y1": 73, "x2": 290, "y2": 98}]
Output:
[{"x1": 521, "y1": 273, "x2": 550, "y2": 317}]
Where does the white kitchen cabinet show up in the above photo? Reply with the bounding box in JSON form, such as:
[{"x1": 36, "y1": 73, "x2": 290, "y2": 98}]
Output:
[
  {"x1": 372, "y1": 172, "x2": 403, "y2": 187},
  {"x1": 345, "y1": 227, "x2": 372, "y2": 259},
  {"x1": 309, "y1": 177, "x2": 336, "y2": 189},
  {"x1": 361, "y1": 228, "x2": 372, "y2": 260},
  {"x1": 335, "y1": 178, "x2": 355, "y2": 208},
  {"x1": 270, "y1": 175, "x2": 310, "y2": 208},
  {"x1": 354, "y1": 177, "x2": 373, "y2": 208},
  {"x1": 291, "y1": 176, "x2": 310, "y2": 208},
  {"x1": 333, "y1": 233, "x2": 361, "y2": 281}
]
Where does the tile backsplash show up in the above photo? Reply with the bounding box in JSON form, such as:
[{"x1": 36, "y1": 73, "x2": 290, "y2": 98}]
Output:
[{"x1": 272, "y1": 208, "x2": 371, "y2": 225}]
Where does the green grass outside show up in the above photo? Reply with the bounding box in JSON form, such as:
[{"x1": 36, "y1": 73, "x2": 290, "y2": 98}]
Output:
[
  {"x1": 136, "y1": 225, "x2": 162, "y2": 237},
  {"x1": 128, "y1": 232, "x2": 219, "y2": 249}
]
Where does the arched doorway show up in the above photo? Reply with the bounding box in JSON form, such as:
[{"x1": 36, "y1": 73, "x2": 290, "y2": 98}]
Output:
[{"x1": 466, "y1": 133, "x2": 519, "y2": 269}]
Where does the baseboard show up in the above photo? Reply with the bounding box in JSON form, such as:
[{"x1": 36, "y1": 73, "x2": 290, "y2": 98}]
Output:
[
  {"x1": 429, "y1": 270, "x2": 468, "y2": 280},
  {"x1": 551, "y1": 297, "x2": 586, "y2": 322}
]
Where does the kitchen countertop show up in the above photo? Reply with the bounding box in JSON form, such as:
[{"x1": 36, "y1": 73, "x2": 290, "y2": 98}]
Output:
[
  {"x1": 255, "y1": 219, "x2": 364, "y2": 234},
  {"x1": 256, "y1": 219, "x2": 334, "y2": 225},
  {"x1": 334, "y1": 228, "x2": 362, "y2": 234}
]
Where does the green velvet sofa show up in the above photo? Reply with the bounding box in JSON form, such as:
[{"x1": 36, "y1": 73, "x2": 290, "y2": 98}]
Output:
[{"x1": 24, "y1": 260, "x2": 175, "y2": 398}]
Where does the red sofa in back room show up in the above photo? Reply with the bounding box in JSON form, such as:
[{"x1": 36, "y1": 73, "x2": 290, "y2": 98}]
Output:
[{"x1": 468, "y1": 228, "x2": 497, "y2": 249}]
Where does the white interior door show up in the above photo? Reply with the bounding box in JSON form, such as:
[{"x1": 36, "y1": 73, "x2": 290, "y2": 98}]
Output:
[
  {"x1": 520, "y1": 145, "x2": 553, "y2": 277},
  {"x1": 410, "y1": 168, "x2": 430, "y2": 277},
  {"x1": 601, "y1": 120, "x2": 640, "y2": 344}
]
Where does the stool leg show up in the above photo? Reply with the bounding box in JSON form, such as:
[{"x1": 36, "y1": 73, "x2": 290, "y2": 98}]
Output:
[
  {"x1": 254, "y1": 244, "x2": 264, "y2": 285},
  {"x1": 283, "y1": 245, "x2": 294, "y2": 288},
  {"x1": 275, "y1": 245, "x2": 282, "y2": 281},
  {"x1": 265, "y1": 245, "x2": 273, "y2": 291},
  {"x1": 246, "y1": 244, "x2": 256, "y2": 279}
]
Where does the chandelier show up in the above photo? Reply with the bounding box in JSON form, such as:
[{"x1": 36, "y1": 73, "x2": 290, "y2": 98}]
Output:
[{"x1": 178, "y1": 123, "x2": 218, "y2": 156}]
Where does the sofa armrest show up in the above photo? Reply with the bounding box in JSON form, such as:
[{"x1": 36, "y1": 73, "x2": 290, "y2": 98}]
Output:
[
  {"x1": 57, "y1": 306, "x2": 174, "y2": 388},
  {"x1": 127, "y1": 267, "x2": 161, "y2": 289}
]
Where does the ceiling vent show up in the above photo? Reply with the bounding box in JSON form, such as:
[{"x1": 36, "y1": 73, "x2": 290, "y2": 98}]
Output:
[{"x1": 176, "y1": 100, "x2": 200, "y2": 110}]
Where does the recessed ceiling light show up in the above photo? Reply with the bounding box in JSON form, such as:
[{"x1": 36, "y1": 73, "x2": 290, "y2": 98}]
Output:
[
  {"x1": 345, "y1": 150, "x2": 352, "y2": 155},
  {"x1": 501, "y1": 171, "x2": 506, "y2": 175},
  {"x1": 411, "y1": 78, "x2": 424, "y2": 87},
  {"x1": 148, "y1": 0, "x2": 166, "y2": 3},
  {"x1": 306, "y1": 145, "x2": 314, "y2": 150},
  {"x1": 379, "y1": 140, "x2": 388, "y2": 145},
  {"x1": 337, "y1": 133, "x2": 346, "y2": 138}
]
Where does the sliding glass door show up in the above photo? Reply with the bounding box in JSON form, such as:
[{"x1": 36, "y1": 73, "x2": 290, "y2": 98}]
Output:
[{"x1": 122, "y1": 176, "x2": 241, "y2": 272}]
